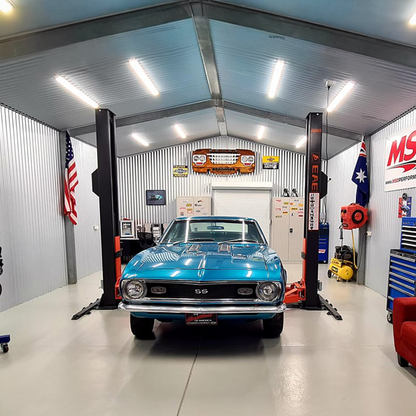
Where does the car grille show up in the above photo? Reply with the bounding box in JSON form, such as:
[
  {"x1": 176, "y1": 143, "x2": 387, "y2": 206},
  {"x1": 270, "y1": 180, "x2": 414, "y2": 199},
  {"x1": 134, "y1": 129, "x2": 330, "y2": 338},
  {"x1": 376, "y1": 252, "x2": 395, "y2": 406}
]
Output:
[
  {"x1": 207, "y1": 153, "x2": 241, "y2": 165},
  {"x1": 146, "y1": 282, "x2": 257, "y2": 300}
]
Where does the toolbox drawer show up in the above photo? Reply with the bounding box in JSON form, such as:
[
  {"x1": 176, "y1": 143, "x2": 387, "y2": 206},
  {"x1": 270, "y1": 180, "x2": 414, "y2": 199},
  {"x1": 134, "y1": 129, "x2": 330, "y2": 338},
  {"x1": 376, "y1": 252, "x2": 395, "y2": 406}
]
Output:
[{"x1": 387, "y1": 249, "x2": 416, "y2": 314}]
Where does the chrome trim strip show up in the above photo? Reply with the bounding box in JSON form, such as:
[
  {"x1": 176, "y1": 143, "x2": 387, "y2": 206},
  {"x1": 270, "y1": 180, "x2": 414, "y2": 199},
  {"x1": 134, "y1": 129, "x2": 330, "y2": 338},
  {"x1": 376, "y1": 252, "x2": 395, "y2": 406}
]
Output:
[
  {"x1": 128, "y1": 297, "x2": 274, "y2": 304},
  {"x1": 390, "y1": 253, "x2": 416, "y2": 262},
  {"x1": 125, "y1": 279, "x2": 266, "y2": 285},
  {"x1": 118, "y1": 303, "x2": 286, "y2": 314}
]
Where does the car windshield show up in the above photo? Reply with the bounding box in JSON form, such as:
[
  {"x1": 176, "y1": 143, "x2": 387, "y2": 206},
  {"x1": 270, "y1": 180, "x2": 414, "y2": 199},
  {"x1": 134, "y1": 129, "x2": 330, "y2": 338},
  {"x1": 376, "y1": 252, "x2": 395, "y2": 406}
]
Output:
[{"x1": 160, "y1": 219, "x2": 265, "y2": 244}]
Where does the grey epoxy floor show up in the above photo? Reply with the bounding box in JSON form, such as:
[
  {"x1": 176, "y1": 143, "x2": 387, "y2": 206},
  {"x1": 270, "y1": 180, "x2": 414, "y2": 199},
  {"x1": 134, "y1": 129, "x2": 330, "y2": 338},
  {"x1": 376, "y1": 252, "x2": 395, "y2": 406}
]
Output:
[{"x1": 0, "y1": 264, "x2": 415, "y2": 416}]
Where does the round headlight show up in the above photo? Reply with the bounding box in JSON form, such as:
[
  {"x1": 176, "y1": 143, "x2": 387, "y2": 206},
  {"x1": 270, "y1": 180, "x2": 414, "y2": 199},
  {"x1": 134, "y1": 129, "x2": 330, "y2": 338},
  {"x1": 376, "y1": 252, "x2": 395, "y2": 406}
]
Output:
[
  {"x1": 241, "y1": 156, "x2": 248, "y2": 162},
  {"x1": 247, "y1": 156, "x2": 254, "y2": 163},
  {"x1": 193, "y1": 155, "x2": 200, "y2": 162},
  {"x1": 124, "y1": 281, "x2": 147, "y2": 299},
  {"x1": 256, "y1": 282, "x2": 281, "y2": 301},
  {"x1": 200, "y1": 155, "x2": 206, "y2": 162}
]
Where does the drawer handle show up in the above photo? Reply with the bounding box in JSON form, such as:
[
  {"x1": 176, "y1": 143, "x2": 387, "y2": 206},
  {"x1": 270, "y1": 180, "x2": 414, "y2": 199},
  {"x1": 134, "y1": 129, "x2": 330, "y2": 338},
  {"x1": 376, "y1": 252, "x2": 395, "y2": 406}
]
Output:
[
  {"x1": 389, "y1": 268, "x2": 416, "y2": 279},
  {"x1": 389, "y1": 277, "x2": 415, "y2": 292},
  {"x1": 389, "y1": 284, "x2": 414, "y2": 297},
  {"x1": 390, "y1": 253, "x2": 416, "y2": 262}
]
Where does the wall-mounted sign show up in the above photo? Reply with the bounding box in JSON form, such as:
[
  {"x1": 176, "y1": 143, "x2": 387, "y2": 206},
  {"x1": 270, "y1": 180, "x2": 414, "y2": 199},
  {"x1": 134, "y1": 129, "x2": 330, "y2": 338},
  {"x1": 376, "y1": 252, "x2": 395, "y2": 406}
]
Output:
[
  {"x1": 262, "y1": 156, "x2": 280, "y2": 169},
  {"x1": 192, "y1": 149, "x2": 255, "y2": 175},
  {"x1": 146, "y1": 190, "x2": 166, "y2": 205},
  {"x1": 399, "y1": 195, "x2": 412, "y2": 218},
  {"x1": 385, "y1": 123, "x2": 416, "y2": 191},
  {"x1": 173, "y1": 165, "x2": 188, "y2": 177}
]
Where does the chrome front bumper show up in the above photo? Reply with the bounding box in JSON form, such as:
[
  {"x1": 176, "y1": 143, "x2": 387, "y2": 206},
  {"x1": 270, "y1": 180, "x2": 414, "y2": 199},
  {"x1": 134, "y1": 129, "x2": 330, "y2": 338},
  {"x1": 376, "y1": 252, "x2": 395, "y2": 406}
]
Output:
[{"x1": 118, "y1": 302, "x2": 286, "y2": 314}]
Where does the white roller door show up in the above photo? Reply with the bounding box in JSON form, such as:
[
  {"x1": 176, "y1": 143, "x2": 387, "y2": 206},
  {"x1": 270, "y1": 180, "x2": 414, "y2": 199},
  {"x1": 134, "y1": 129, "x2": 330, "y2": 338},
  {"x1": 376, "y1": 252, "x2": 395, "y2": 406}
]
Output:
[{"x1": 212, "y1": 185, "x2": 271, "y2": 242}]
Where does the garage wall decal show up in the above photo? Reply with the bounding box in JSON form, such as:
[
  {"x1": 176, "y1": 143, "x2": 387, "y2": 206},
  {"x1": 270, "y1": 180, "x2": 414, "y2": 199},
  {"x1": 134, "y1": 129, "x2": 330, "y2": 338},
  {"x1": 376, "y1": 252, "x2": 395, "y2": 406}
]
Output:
[
  {"x1": 192, "y1": 149, "x2": 255, "y2": 175},
  {"x1": 385, "y1": 123, "x2": 416, "y2": 191}
]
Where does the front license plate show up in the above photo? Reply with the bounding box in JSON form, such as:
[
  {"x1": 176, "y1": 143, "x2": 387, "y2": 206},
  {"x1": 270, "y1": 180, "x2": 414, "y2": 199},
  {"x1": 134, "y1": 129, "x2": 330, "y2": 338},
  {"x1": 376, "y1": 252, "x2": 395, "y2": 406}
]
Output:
[{"x1": 185, "y1": 313, "x2": 218, "y2": 326}]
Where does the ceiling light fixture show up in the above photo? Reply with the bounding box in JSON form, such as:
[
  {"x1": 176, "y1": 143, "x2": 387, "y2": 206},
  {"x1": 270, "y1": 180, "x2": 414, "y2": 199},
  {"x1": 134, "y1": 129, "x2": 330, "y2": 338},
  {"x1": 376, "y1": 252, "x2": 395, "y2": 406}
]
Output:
[
  {"x1": 129, "y1": 59, "x2": 159, "y2": 96},
  {"x1": 268, "y1": 60, "x2": 285, "y2": 98},
  {"x1": 296, "y1": 136, "x2": 307, "y2": 148},
  {"x1": 327, "y1": 81, "x2": 356, "y2": 113},
  {"x1": 174, "y1": 124, "x2": 187, "y2": 139},
  {"x1": 0, "y1": 0, "x2": 13, "y2": 13},
  {"x1": 54, "y1": 75, "x2": 99, "y2": 108},
  {"x1": 257, "y1": 126, "x2": 265, "y2": 139},
  {"x1": 410, "y1": 10, "x2": 416, "y2": 25},
  {"x1": 132, "y1": 133, "x2": 149, "y2": 147}
]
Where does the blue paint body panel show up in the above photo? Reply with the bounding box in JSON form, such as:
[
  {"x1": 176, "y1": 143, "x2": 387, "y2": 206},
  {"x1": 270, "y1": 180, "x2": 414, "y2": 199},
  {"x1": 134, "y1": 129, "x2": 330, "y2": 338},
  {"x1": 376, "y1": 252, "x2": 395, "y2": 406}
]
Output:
[{"x1": 120, "y1": 217, "x2": 286, "y2": 322}]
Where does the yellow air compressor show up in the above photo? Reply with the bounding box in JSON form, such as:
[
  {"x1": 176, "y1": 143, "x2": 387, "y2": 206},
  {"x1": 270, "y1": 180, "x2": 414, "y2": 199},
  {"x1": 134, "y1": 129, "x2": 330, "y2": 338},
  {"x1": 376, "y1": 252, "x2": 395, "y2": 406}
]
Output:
[{"x1": 328, "y1": 227, "x2": 357, "y2": 282}]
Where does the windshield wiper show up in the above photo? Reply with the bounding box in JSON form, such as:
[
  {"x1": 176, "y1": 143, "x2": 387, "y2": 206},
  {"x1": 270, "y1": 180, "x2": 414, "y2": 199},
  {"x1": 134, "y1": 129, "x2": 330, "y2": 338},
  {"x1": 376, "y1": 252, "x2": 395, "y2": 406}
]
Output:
[
  {"x1": 187, "y1": 238, "x2": 215, "y2": 242},
  {"x1": 217, "y1": 238, "x2": 258, "y2": 245}
]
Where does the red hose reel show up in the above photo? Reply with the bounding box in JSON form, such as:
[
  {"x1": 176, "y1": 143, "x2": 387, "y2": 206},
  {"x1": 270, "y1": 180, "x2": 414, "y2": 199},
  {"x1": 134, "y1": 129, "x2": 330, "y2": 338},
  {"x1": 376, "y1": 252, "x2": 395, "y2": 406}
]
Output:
[{"x1": 341, "y1": 204, "x2": 369, "y2": 230}]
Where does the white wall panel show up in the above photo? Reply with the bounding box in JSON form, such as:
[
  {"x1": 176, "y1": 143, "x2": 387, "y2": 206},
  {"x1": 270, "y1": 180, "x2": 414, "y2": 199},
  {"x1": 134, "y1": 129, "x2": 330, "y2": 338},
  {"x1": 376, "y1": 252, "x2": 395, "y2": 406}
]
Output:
[
  {"x1": 327, "y1": 143, "x2": 361, "y2": 263},
  {"x1": 365, "y1": 110, "x2": 416, "y2": 296},
  {"x1": 0, "y1": 105, "x2": 67, "y2": 312},
  {"x1": 118, "y1": 136, "x2": 305, "y2": 226},
  {"x1": 72, "y1": 139, "x2": 102, "y2": 280}
]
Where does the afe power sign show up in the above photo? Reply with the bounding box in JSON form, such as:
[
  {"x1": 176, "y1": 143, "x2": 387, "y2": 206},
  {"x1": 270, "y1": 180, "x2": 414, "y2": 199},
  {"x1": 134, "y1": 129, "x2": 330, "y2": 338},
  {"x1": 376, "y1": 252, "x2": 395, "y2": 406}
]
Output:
[{"x1": 385, "y1": 123, "x2": 416, "y2": 191}]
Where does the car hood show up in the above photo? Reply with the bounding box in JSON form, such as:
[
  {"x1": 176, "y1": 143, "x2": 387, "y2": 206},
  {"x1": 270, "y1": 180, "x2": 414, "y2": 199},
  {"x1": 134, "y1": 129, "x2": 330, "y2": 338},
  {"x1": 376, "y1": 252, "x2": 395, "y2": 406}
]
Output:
[{"x1": 122, "y1": 243, "x2": 281, "y2": 282}]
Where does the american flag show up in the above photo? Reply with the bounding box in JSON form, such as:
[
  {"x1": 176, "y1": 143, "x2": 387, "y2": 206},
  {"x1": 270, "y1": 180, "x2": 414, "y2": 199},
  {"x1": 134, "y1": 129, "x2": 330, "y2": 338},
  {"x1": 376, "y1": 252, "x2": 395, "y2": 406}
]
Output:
[
  {"x1": 64, "y1": 131, "x2": 79, "y2": 225},
  {"x1": 351, "y1": 139, "x2": 369, "y2": 207}
]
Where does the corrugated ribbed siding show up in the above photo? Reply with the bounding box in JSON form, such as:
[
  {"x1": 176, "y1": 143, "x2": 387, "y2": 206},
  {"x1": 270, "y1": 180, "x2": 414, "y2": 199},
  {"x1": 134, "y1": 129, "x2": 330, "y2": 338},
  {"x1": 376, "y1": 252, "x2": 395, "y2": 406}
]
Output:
[
  {"x1": 118, "y1": 136, "x2": 305, "y2": 224},
  {"x1": 72, "y1": 139, "x2": 102, "y2": 279},
  {"x1": 366, "y1": 110, "x2": 416, "y2": 296},
  {"x1": 0, "y1": 105, "x2": 67, "y2": 312}
]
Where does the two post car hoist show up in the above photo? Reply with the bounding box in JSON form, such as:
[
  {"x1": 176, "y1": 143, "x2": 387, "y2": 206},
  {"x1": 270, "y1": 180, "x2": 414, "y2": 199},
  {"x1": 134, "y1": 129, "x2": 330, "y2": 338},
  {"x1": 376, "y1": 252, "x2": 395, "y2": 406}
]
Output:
[
  {"x1": 73, "y1": 110, "x2": 341, "y2": 321},
  {"x1": 284, "y1": 113, "x2": 342, "y2": 320}
]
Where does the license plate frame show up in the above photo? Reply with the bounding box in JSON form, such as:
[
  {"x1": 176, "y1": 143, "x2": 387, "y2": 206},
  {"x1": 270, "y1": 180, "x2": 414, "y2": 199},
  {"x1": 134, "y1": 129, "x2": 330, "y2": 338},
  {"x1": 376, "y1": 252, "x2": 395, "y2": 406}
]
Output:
[{"x1": 185, "y1": 313, "x2": 218, "y2": 326}]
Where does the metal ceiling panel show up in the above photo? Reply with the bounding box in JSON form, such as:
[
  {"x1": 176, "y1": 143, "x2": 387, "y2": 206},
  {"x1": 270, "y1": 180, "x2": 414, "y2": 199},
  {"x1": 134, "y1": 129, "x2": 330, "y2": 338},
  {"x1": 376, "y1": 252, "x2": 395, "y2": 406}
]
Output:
[
  {"x1": 0, "y1": 0, "x2": 177, "y2": 38},
  {"x1": 225, "y1": 110, "x2": 356, "y2": 159},
  {"x1": 77, "y1": 108, "x2": 219, "y2": 157},
  {"x1": 0, "y1": 19, "x2": 210, "y2": 130},
  {"x1": 210, "y1": 19, "x2": 416, "y2": 135},
  {"x1": 222, "y1": 0, "x2": 416, "y2": 47}
]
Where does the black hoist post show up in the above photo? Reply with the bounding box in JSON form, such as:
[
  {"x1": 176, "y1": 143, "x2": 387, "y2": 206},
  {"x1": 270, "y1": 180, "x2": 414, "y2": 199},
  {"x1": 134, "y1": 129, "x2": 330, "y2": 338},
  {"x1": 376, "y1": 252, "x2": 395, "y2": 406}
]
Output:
[{"x1": 72, "y1": 109, "x2": 120, "y2": 320}]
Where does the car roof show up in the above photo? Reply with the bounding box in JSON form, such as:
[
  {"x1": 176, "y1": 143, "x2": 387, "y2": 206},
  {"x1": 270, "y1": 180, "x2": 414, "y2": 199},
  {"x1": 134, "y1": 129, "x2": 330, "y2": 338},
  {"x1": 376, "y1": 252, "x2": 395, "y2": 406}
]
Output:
[{"x1": 174, "y1": 216, "x2": 257, "y2": 221}]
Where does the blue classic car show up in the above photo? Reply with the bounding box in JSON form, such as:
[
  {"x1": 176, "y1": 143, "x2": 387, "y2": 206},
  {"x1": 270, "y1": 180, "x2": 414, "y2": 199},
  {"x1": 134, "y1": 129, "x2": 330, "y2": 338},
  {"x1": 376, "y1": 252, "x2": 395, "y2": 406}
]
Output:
[{"x1": 118, "y1": 216, "x2": 287, "y2": 338}]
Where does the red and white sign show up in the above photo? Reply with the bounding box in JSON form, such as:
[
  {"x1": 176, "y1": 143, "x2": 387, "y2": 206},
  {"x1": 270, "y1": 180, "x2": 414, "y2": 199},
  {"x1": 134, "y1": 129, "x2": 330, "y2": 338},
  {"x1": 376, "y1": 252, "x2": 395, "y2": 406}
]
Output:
[{"x1": 385, "y1": 123, "x2": 416, "y2": 191}]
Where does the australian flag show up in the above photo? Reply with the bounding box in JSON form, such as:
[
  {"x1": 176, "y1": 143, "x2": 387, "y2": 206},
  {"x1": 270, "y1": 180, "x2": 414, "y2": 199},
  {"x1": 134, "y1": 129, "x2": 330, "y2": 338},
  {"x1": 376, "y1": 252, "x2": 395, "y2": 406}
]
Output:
[{"x1": 351, "y1": 140, "x2": 369, "y2": 207}]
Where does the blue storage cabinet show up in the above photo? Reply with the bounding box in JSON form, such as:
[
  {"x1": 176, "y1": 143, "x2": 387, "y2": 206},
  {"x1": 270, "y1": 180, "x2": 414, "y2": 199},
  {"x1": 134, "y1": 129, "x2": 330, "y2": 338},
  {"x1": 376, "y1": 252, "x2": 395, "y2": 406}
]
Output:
[
  {"x1": 386, "y1": 249, "x2": 416, "y2": 322},
  {"x1": 318, "y1": 223, "x2": 329, "y2": 263}
]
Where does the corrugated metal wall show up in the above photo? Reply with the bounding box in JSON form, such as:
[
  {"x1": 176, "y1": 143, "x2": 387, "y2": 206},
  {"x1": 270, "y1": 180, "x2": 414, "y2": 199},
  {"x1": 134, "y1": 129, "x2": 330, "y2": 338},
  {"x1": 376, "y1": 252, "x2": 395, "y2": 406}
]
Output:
[
  {"x1": 118, "y1": 136, "x2": 305, "y2": 224},
  {"x1": 327, "y1": 143, "x2": 361, "y2": 265},
  {"x1": 365, "y1": 110, "x2": 416, "y2": 296},
  {"x1": 0, "y1": 105, "x2": 67, "y2": 312},
  {"x1": 72, "y1": 139, "x2": 102, "y2": 279}
]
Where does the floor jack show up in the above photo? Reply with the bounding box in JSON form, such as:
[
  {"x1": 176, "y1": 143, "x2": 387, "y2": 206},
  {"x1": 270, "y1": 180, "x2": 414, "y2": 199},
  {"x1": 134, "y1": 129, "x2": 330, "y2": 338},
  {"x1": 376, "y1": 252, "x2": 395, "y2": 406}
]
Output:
[{"x1": 284, "y1": 113, "x2": 342, "y2": 321}]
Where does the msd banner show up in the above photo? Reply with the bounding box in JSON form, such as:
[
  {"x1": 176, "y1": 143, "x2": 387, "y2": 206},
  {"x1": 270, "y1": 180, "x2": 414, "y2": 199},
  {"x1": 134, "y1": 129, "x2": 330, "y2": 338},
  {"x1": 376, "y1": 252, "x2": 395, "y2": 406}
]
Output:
[{"x1": 385, "y1": 124, "x2": 416, "y2": 191}]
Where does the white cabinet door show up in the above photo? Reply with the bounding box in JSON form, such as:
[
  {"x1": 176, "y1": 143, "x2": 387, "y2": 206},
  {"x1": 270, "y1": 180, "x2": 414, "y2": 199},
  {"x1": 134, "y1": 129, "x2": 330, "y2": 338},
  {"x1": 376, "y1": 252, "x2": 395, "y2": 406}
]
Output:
[
  {"x1": 271, "y1": 198, "x2": 290, "y2": 261},
  {"x1": 288, "y1": 198, "x2": 305, "y2": 262}
]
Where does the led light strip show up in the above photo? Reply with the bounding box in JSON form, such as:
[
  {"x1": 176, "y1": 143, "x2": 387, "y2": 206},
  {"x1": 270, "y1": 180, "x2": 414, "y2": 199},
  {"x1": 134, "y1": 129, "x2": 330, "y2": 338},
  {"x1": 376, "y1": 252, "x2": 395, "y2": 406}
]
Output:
[
  {"x1": 296, "y1": 136, "x2": 307, "y2": 148},
  {"x1": 0, "y1": 0, "x2": 13, "y2": 13},
  {"x1": 54, "y1": 75, "x2": 99, "y2": 108},
  {"x1": 268, "y1": 60, "x2": 285, "y2": 98},
  {"x1": 129, "y1": 59, "x2": 159, "y2": 96},
  {"x1": 327, "y1": 81, "x2": 356, "y2": 113},
  {"x1": 174, "y1": 124, "x2": 187, "y2": 139},
  {"x1": 132, "y1": 133, "x2": 149, "y2": 147},
  {"x1": 257, "y1": 125, "x2": 265, "y2": 140}
]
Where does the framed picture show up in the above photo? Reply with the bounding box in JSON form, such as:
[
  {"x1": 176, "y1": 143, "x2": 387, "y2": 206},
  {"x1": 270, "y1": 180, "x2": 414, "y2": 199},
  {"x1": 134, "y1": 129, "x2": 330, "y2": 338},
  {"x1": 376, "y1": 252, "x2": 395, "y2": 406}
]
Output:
[{"x1": 146, "y1": 190, "x2": 166, "y2": 205}]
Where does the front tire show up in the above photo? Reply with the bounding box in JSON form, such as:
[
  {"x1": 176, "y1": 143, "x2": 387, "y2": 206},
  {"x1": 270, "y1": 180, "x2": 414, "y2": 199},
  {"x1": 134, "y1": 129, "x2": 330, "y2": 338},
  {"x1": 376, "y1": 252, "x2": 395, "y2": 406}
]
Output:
[
  {"x1": 130, "y1": 314, "x2": 154, "y2": 339},
  {"x1": 263, "y1": 313, "x2": 284, "y2": 338}
]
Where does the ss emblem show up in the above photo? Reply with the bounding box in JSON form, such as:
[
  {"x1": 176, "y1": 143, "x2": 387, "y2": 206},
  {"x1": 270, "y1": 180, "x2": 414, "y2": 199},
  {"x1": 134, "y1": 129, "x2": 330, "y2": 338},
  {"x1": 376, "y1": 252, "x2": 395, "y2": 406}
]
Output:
[{"x1": 195, "y1": 289, "x2": 208, "y2": 295}]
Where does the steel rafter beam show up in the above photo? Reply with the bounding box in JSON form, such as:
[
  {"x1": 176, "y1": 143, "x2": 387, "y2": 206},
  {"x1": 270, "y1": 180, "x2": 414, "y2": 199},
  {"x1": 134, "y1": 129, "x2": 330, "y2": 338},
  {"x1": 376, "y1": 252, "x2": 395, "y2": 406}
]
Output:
[
  {"x1": 191, "y1": 2, "x2": 227, "y2": 135},
  {"x1": 204, "y1": 1, "x2": 416, "y2": 69},
  {"x1": 2, "y1": 1, "x2": 416, "y2": 70},
  {"x1": 69, "y1": 100, "x2": 214, "y2": 137},
  {"x1": 0, "y1": 1, "x2": 191, "y2": 62},
  {"x1": 223, "y1": 101, "x2": 362, "y2": 142}
]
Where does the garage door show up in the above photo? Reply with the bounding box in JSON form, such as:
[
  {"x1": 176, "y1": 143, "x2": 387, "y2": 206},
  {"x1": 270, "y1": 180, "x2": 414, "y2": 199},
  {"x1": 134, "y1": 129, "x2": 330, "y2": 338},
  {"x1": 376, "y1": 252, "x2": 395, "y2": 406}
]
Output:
[{"x1": 212, "y1": 187, "x2": 271, "y2": 242}]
